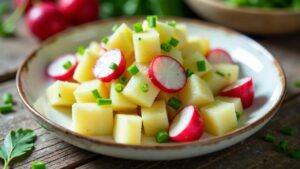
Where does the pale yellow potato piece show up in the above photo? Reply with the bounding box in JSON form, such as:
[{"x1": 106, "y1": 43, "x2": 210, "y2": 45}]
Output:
[
  {"x1": 141, "y1": 100, "x2": 169, "y2": 136},
  {"x1": 162, "y1": 49, "x2": 183, "y2": 64},
  {"x1": 74, "y1": 79, "x2": 108, "y2": 103},
  {"x1": 143, "y1": 21, "x2": 174, "y2": 43},
  {"x1": 110, "y1": 81, "x2": 137, "y2": 111},
  {"x1": 181, "y1": 37, "x2": 210, "y2": 57},
  {"x1": 200, "y1": 101, "x2": 238, "y2": 136},
  {"x1": 179, "y1": 74, "x2": 214, "y2": 107},
  {"x1": 213, "y1": 64, "x2": 239, "y2": 84},
  {"x1": 202, "y1": 71, "x2": 229, "y2": 95},
  {"x1": 183, "y1": 52, "x2": 212, "y2": 77},
  {"x1": 133, "y1": 30, "x2": 160, "y2": 63},
  {"x1": 114, "y1": 114, "x2": 142, "y2": 144},
  {"x1": 47, "y1": 81, "x2": 79, "y2": 106},
  {"x1": 123, "y1": 73, "x2": 159, "y2": 107},
  {"x1": 72, "y1": 103, "x2": 113, "y2": 136},
  {"x1": 173, "y1": 24, "x2": 187, "y2": 49},
  {"x1": 216, "y1": 96, "x2": 243, "y2": 114},
  {"x1": 156, "y1": 91, "x2": 179, "y2": 120}
]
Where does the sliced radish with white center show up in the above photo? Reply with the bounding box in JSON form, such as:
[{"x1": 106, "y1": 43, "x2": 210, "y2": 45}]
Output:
[
  {"x1": 93, "y1": 49, "x2": 126, "y2": 82},
  {"x1": 47, "y1": 54, "x2": 78, "y2": 80},
  {"x1": 169, "y1": 105, "x2": 204, "y2": 142},
  {"x1": 207, "y1": 48, "x2": 235, "y2": 64},
  {"x1": 148, "y1": 55, "x2": 186, "y2": 93},
  {"x1": 221, "y1": 77, "x2": 254, "y2": 108}
]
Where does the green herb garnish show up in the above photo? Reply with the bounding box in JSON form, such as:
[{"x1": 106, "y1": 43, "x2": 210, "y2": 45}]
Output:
[
  {"x1": 3, "y1": 92, "x2": 13, "y2": 104},
  {"x1": 92, "y1": 89, "x2": 101, "y2": 99},
  {"x1": 236, "y1": 111, "x2": 241, "y2": 120},
  {"x1": 77, "y1": 46, "x2": 85, "y2": 55},
  {"x1": 277, "y1": 140, "x2": 288, "y2": 153},
  {"x1": 280, "y1": 127, "x2": 296, "y2": 136},
  {"x1": 167, "y1": 97, "x2": 182, "y2": 110},
  {"x1": 32, "y1": 160, "x2": 46, "y2": 169},
  {"x1": 133, "y1": 22, "x2": 143, "y2": 33},
  {"x1": 127, "y1": 64, "x2": 139, "y2": 76},
  {"x1": 167, "y1": 21, "x2": 176, "y2": 27},
  {"x1": 119, "y1": 76, "x2": 127, "y2": 84},
  {"x1": 109, "y1": 62, "x2": 118, "y2": 70},
  {"x1": 115, "y1": 83, "x2": 125, "y2": 93},
  {"x1": 155, "y1": 130, "x2": 169, "y2": 143},
  {"x1": 96, "y1": 98, "x2": 112, "y2": 105},
  {"x1": 141, "y1": 83, "x2": 149, "y2": 92},
  {"x1": 102, "y1": 36, "x2": 109, "y2": 44},
  {"x1": 160, "y1": 43, "x2": 172, "y2": 52},
  {"x1": 263, "y1": 133, "x2": 276, "y2": 143},
  {"x1": 63, "y1": 60, "x2": 72, "y2": 70},
  {"x1": 168, "y1": 37, "x2": 179, "y2": 47},
  {"x1": 0, "y1": 103, "x2": 12, "y2": 113},
  {"x1": 147, "y1": 15, "x2": 158, "y2": 28},
  {"x1": 289, "y1": 149, "x2": 300, "y2": 159},
  {"x1": 294, "y1": 80, "x2": 300, "y2": 88},
  {"x1": 197, "y1": 60, "x2": 206, "y2": 72},
  {"x1": 186, "y1": 69, "x2": 194, "y2": 77},
  {"x1": 216, "y1": 71, "x2": 225, "y2": 77}
]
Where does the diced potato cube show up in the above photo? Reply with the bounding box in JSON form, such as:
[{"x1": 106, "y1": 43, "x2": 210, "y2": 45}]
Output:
[
  {"x1": 183, "y1": 52, "x2": 212, "y2": 77},
  {"x1": 156, "y1": 91, "x2": 179, "y2": 120},
  {"x1": 47, "y1": 81, "x2": 79, "y2": 106},
  {"x1": 114, "y1": 114, "x2": 142, "y2": 144},
  {"x1": 173, "y1": 24, "x2": 187, "y2": 49},
  {"x1": 213, "y1": 64, "x2": 239, "y2": 84},
  {"x1": 110, "y1": 81, "x2": 137, "y2": 111},
  {"x1": 106, "y1": 23, "x2": 134, "y2": 60},
  {"x1": 74, "y1": 79, "x2": 109, "y2": 103},
  {"x1": 143, "y1": 21, "x2": 174, "y2": 43},
  {"x1": 123, "y1": 73, "x2": 159, "y2": 107},
  {"x1": 181, "y1": 37, "x2": 210, "y2": 57},
  {"x1": 198, "y1": 37, "x2": 210, "y2": 56},
  {"x1": 179, "y1": 74, "x2": 214, "y2": 107},
  {"x1": 72, "y1": 103, "x2": 113, "y2": 136},
  {"x1": 135, "y1": 63, "x2": 149, "y2": 75},
  {"x1": 200, "y1": 101, "x2": 238, "y2": 136},
  {"x1": 162, "y1": 49, "x2": 183, "y2": 64},
  {"x1": 216, "y1": 96, "x2": 243, "y2": 114},
  {"x1": 202, "y1": 71, "x2": 229, "y2": 95},
  {"x1": 141, "y1": 100, "x2": 169, "y2": 136},
  {"x1": 87, "y1": 41, "x2": 106, "y2": 58},
  {"x1": 133, "y1": 30, "x2": 161, "y2": 63}
]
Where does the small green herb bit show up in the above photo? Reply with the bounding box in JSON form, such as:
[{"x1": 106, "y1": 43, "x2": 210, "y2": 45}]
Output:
[
  {"x1": 109, "y1": 62, "x2": 118, "y2": 70},
  {"x1": 119, "y1": 76, "x2": 127, "y2": 84},
  {"x1": 236, "y1": 111, "x2": 241, "y2": 120},
  {"x1": 133, "y1": 22, "x2": 143, "y2": 33},
  {"x1": 280, "y1": 127, "x2": 295, "y2": 136},
  {"x1": 0, "y1": 103, "x2": 12, "y2": 113},
  {"x1": 168, "y1": 37, "x2": 179, "y2": 47},
  {"x1": 294, "y1": 80, "x2": 300, "y2": 88},
  {"x1": 277, "y1": 140, "x2": 288, "y2": 153},
  {"x1": 216, "y1": 71, "x2": 225, "y2": 77},
  {"x1": 167, "y1": 20, "x2": 176, "y2": 27},
  {"x1": 147, "y1": 15, "x2": 158, "y2": 28},
  {"x1": 0, "y1": 129, "x2": 36, "y2": 169},
  {"x1": 289, "y1": 149, "x2": 300, "y2": 159},
  {"x1": 92, "y1": 89, "x2": 101, "y2": 99},
  {"x1": 167, "y1": 97, "x2": 182, "y2": 110},
  {"x1": 127, "y1": 64, "x2": 139, "y2": 76},
  {"x1": 77, "y1": 46, "x2": 85, "y2": 55},
  {"x1": 186, "y1": 69, "x2": 194, "y2": 77},
  {"x1": 112, "y1": 24, "x2": 119, "y2": 32},
  {"x1": 3, "y1": 92, "x2": 13, "y2": 104},
  {"x1": 141, "y1": 83, "x2": 149, "y2": 92},
  {"x1": 63, "y1": 60, "x2": 72, "y2": 70},
  {"x1": 161, "y1": 43, "x2": 172, "y2": 52},
  {"x1": 96, "y1": 98, "x2": 112, "y2": 105},
  {"x1": 115, "y1": 83, "x2": 125, "y2": 93},
  {"x1": 197, "y1": 60, "x2": 206, "y2": 72},
  {"x1": 155, "y1": 130, "x2": 169, "y2": 143},
  {"x1": 102, "y1": 36, "x2": 109, "y2": 44},
  {"x1": 32, "y1": 160, "x2": 46, "y2": 169},
  {"x1": 263, "y1": 133, "x2": 276, "y2": 143}
]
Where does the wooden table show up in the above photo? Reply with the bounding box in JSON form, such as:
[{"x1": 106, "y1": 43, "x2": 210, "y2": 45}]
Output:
[{"x1": 0, "y1": 21, "x2": 300, "y2": 169}]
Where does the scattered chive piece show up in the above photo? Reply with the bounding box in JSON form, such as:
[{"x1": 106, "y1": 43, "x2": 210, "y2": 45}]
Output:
[
  {"x1": 277, "y1": 140, "x2": 288, "y2": 153},
  {"x1": 227, "y1": 73, "x2": 231, "y2": 77},
  {"x1": 216, "y1": 71, "x2": 225, "y2": 77},
  {"x1": 141, "y1": 83, "x2": 149, "y2": 92},
  {"x1": 58, "y1": 93, "x2": 61, "y2": 98},
  {"x1": 147, "y1": 15, "x2": 158, "y2": 28},
  {"x1": 186, "y1": 69, "x2": 194, "y2": 77},
  {"x1": 280, "y1": 127, "x2": 295, "y2": 136},
  {"x1": 109, "y1": 62, "x2": 118, "y2": 70},
  {"x1": 167, "y1": 20, "x2": 176, "y2": 27},
  {"x1": 236, "y1": 112, "x2": 241, "y2": 120},
  {"x1": 133, "y1": 22, "x2": 143, "y2": 33},
  {"x1": 168, "y1": 37, "x2": 179, "y2": 47},
  {"x1": 197, "y1": 60, "x2": 206, "y2": 72},
  {"x1": 0, "y1": 103, "x2": 13, "y2": 113},
  {"x1": 263, "y1": 133, "x2": 276, "y2": 143},
  {"x1": 32, "y1": 161, "x2": 46, "y2": 169},
  {"x1": 294, "y1": 80, "x2": 300, "y2": 88},
  {"x1": 96, "y1": 98, "x2": 112, "y2": 105},
  {"x1": 102, "y1": 36, "x2": 109, "y2": 44},
  {"x1": 155, "y1": 130, "x2": 169, "y2": 143},
  {"x1": 138, "y1": 37, "x2": 142, "y2": 41},
  {"x1": 167, "y1": 97, "x2": 182, "y2": 110},
  {"x1": 119, "y1": 76, "x2": 127, "y2": 84},
  {"x1": 92, "y1": 89, "x2": 101, "y2": 99},
  {"x1": 112, "y1": 24, "x2": 119, "y2": 32},
  {"x1": 161, "y1": 43, "x2": 172, "y2": 52},
  {"x1": 289, "y1": 149, "x2": 300, "y2": 159},
  {"x1": 115, "y1": 83, "x2": 125, "y2": 93},
  {"x1": 3, "y1": 92, "x2": 13, "y2": 104},
  {"x1": 77, "y1": 46, "x2": 85, "y2": 55},
  {"x1": 63, "y1": 60, "x2": 72, "y2": 70},
  {"x1": 127, "y1": 64, "x2": 139, "y2": 76}
]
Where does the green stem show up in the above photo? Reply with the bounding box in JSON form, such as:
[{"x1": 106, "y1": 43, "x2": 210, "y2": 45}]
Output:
[{"x1": 3, "y1": 160, "x2": 10, "y2": 169}]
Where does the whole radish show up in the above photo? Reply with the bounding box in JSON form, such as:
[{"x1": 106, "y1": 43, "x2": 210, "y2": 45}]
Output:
[
  {"x1": 14, "y1": 0, "x2": 55, "y2": 13},
  {"x1": 58, "y1": 0, "x2": 99, "y2": 25},
  {"x1": 25, "y1": 2, "x2": 70, "y2": 40}
]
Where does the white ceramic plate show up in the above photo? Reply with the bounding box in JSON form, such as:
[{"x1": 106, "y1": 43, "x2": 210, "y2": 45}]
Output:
[{"x1": 17, "y1": 17, "x2": 286, "y2": 160}]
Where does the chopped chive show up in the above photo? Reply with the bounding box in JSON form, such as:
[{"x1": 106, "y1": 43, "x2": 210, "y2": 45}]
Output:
[
  {"x1": 263, "y1": 133, "x2": 276, "y2": 143},
  {"x1": 294, "y1": 80, "x2": 300, "y2": 88},
  {"x1": 186, "y1": 69, "x2": 194, "y2": 77},
  {"x1": 77, "y1": 46, "x2": 85, "y2": 55},
  {"x1": 161, "y1": 43, "x2": 172, "y2": 52},
  {"x1": 32, "y1": 160, "x2": 46, "y2": 169},
  {"x1": 155, "y1": 130, "x2": 169, "y2": 143},
  {"x1": 277, "y1": 140, "x2": 288, "y2": 153},
  {"x1": 92, "y1": 89, "x2": 101, "y2": 99},
  {"x1": 216, "y1": 71, "x2": 225, "y2": 77},
  {"x1": 133, "y1": 22, "x2": 143, "y2": 33},
  {"x1": 115, "y1": 83, "x2": 125, "y2": 93},
  {"x1": 167, "y1": 21, "x2": 176, "y2": 27},
  {"x1": 168, "y1": 37, "x2": 179, "y2": 47},
  {"x1": 102, "y1": 36, "x2": 109, "y2": 44},
  {"x1": 236, "y1": 111, "x2": 241, "y2": 120},
  {"x1": 3, "y1": 92, "x2": 13, "y2": 104},
  {"x1": 63, "y1": 60, "x2": 72, "y2": 70},
  {"x1": 127, "y1": 64, "x2": 139, "y2": 76},
  {"x1": 112, "y1": 24, "x2": 119, "y2": 32},
  {"x1": 289, "y1": 149, "x2": 300, "y2": 159},
  {"x1": 138, "y1": 37, "x2": 142, "y2": 41},
  {"x1": 119, "y1": 76, "x2": 127, "y2": 84},
  {"x1": 96, "y1": 98, "x2": 112, "y2": 105},
  {"x1": 147, "y1": 15, "x2": 158, "y2": 28},
  {"x1": 58, "y1": 93, "x2": 61, "y2": 98},
  {"x1": 141, "y1": 83, "x2": 149, "y2": 92},
  {"x1": 280, "y1": 127, "x2": 295, "y2": 136},
  {"x1": 197, "y1": 60, "x2": 206, "y2": 72},
  {"x1": 167, "y1": 97, "x2": 182, "y2": 110},
  {"x1": 227, "y1": 73, "x2": 231, "y2": 77},
  {"x1": 109, "y1": 62, "x2": 118, "y2": 70},
  {"x1": 0, "y1": 103, "x2": 13, "y2": 113}
]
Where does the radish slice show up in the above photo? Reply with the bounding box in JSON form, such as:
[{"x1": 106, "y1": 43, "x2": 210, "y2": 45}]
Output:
[
  {"x1": 169, "y1": 105, "x2": 204, "y2": 142},
  {"x1": 93, "y1": 49, "x2": 126, "y2": 82},
  {"x1": 47, "y1": 54, "x2": 78, "y2": 80},
  {"x1": 148, "y1": 55, "x2": 187, "y2": 93},
  {"x1": 100, "y1": 42, "x2": 108, "y2": 51},
  {"x1": 207, "y1": 48, "x2": 235, "y2": 64},
  {"x1": 221, "y1": 77, "x2": 254, "y2": 108}
]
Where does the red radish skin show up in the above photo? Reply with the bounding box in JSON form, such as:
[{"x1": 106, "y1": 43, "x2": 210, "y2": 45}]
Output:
[
  {"x1": 47, "y1": 54, "x2": 78, "y2": 80},
  {"x1": 148, "y1": 55, "x2": 187, "y2": 93},
  {"x1": 221, "y1": 77, "x2": 254, "y2": 108},
  {"x1": 25, "y1": 2, "x2": 70, "y2": 40},
  {"x1": 207, "y1": 48, "x2": 235, "y2": 64},
  {"x1": 14, "y1": 0, "x2": 54, "y2": 13},
  {"x1": 93, "y1": 49, "x2": 126, "y2": 82}
]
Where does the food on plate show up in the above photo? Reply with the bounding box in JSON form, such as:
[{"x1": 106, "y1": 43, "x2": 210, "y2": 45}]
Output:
[{"x1": 44, "y1": 16, "x2": 255, "y2": 144}]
